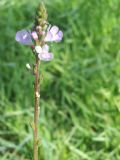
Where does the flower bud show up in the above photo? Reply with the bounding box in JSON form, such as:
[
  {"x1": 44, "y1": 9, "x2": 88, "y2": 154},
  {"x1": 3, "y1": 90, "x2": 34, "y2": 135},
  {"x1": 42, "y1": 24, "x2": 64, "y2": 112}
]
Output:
[
  {"x1": 26, "y1": 63, "x2": 31, "y2": 70},
  {"x1": 31, "y1": 45, "x2": 35, "y2": 49},
  {"x1": 39, "y1": 31, "x2": 45, "y2": 35},
  {"x1": 31, "y1": 31, "x2": 38, "y2": 40},
  {"x1": 36, "y1": 92, "x2": 40, "y2": 98},
  {"x1": 36, "y1": 26, "x2": 42, "y2": 32}
]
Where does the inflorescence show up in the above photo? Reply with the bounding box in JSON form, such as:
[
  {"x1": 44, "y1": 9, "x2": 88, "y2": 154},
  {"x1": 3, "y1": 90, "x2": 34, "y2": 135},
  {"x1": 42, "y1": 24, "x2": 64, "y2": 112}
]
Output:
[{"x1": 15, "y1": 2, "x2": 63, "y2": 61}]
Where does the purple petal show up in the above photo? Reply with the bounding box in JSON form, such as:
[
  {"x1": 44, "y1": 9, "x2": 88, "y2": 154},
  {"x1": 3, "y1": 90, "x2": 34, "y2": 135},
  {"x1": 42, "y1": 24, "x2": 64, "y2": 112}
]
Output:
[
  {"x1": 50, "y1": 26, "x2": 59, "y2": 35},
  {"x1": 44, "y1": 31, "x2": 53, "y2": 42},
  {"x1": 53, "y1": 31, "x2": 63, "y2": 42},
  {"x1": 42, "y1": 44, "x2": 49, "y2": 52},
  {"x1": 38, "y1": 53, "x2": 54, "y2": 61},
  {"x1": 15, "y1": 29, "x2": 33, "y2": 45},
  {"x1": 58, "y1": 31, "x2": 63, "y2": 39},
  {"x1": 52, "y1": 34, "x2": 59, "y2": 42}
]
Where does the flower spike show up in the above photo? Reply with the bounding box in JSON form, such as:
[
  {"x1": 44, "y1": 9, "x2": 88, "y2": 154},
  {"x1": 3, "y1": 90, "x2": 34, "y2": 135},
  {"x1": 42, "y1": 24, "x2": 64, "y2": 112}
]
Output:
[
  {"x1": 15, "y1": 3, "x2": 63, "y2": 61},
  {"x1": 15, "y1": 2, "x2": 63, "y2": 160}
]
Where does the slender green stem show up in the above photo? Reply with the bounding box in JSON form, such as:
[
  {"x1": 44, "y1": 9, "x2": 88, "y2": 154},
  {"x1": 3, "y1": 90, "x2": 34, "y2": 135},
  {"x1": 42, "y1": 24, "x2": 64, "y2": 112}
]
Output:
[{"x1": 33, "y1": 57, "x2": 40, "y2": 160}]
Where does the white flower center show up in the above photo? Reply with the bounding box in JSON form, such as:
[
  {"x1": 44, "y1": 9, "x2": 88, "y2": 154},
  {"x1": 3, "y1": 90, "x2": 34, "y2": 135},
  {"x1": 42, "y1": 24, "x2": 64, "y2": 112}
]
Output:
[{"x1": 23, "y1": 34, "x2": 27, "y2": 39}]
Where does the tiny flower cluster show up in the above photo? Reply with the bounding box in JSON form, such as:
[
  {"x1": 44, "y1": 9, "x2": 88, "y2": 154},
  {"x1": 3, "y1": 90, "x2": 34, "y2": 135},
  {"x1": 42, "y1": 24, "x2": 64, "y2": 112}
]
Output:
[{"x1": 15, "y1": 25, "x2": 63, "y2": 61}]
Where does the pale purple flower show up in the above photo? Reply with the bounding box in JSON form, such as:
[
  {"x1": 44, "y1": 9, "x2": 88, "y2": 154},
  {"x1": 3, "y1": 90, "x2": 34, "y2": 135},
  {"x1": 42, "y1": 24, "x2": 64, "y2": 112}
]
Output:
[
  {"x1": 44, "y1": 26, "x2": 63, "y2": 42},
  {"x1": 16, "y1": 29, "x2": 33, "y2": 45},
  {"x1": 35, "y1": 45, "x2": 53, "y2": 61},
  {"x1": 31, "y1": 31, "x2": 38, "y2": 40}
]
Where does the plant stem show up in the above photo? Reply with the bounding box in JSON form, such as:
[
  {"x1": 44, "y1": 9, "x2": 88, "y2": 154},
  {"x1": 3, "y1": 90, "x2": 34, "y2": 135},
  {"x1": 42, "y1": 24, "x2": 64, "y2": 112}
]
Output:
[{"x1": 34, "y1": 57, "x2": 40, "y2": 160}]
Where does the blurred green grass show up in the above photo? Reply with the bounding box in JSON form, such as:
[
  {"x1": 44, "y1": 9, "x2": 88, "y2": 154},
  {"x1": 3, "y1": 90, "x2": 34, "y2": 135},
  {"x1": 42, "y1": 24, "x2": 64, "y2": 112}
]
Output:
[{"x1": 0, "y1": 0, "x2": 120, "y2": 159}]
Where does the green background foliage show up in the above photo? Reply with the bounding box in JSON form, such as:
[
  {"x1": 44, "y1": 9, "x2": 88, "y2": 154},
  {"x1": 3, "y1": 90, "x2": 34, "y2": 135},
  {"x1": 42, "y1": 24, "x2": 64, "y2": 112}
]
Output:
[{"x1": 0, "y1": 0, "x2": 120, "y2": 159}]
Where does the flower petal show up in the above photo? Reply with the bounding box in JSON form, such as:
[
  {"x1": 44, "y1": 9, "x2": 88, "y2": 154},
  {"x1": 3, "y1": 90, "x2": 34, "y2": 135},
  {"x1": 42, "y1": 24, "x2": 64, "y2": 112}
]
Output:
[
  {"x1": 50, "y1": 26, "x2": 59, "y2": 35},
  {"x1": 42, "y1": 44, "x2": 49, "y2": 52},
  {"x1": 44, "y1": 31, "x2": 53, "y2": 42},
  {"x1": 52, "y1": 30, "x2": 63, "y2": 42},
  {"x1": 15, "y1": 29, "x2": 33, "y2": 45},
  {"x1": 35, "y1": 46, "x2": 42, "y2": 54},
  {"x1": 58, "y1": 31, "x2": 63, "y2": 39},
  {"x1": 38, "y1": 53, "x2": 54, "y2": 61}
]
